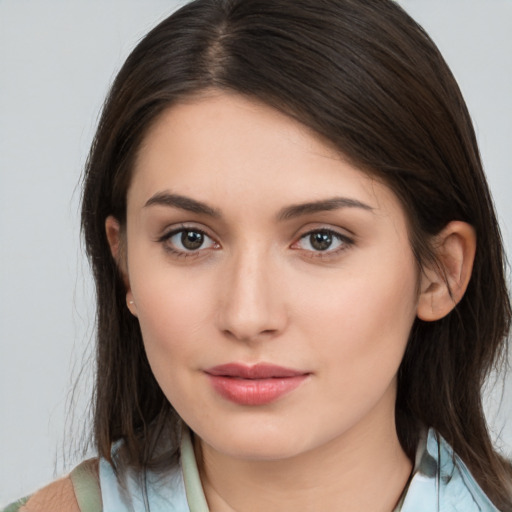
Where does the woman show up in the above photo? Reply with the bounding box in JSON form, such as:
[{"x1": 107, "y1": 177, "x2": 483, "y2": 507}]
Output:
[{"x1": 6, "y1": 0, "x2": 511, "y2": 510}]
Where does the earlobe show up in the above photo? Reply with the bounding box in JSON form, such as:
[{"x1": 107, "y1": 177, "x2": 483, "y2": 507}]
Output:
[
  {"x1": 416, "y1": 221, "x2": 476, "y2": 322},
  {"x1": 126, "y1": 291, "x2": 138, "y2": 317}
]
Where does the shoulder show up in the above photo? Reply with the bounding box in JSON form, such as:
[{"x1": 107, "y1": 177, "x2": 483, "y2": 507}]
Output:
[{"x1": 2, "y1": 459, "x2": 101, "y2": 512}]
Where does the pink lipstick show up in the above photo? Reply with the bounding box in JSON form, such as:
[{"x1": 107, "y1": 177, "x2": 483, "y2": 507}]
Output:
[{"x1": 205, "y1": 363, "x2": 309, "y2": 405}]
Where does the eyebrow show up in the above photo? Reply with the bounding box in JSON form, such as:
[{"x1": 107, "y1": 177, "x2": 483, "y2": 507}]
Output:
[
  {"x1": 144, "y1": 192, "x2": 373, "y2": 220},
  {"x1": 144, "y1": 192, "x2": 221, "y2": 218},
  {"x1": 277, "y1": 197, "x2": 374, "y2": 221}
]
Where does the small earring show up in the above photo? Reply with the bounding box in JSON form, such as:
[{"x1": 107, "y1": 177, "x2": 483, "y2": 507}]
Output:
[{"x1": 126, "y1": 297, "x2": 137, "y2": 317}]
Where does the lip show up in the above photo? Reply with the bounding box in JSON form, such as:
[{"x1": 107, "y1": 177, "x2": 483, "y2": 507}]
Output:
[{"x1": 205, "y1": 363, "x2": 310, "y2": 406}]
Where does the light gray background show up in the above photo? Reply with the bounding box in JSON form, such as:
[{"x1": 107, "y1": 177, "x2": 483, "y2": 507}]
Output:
[{"x1": 1, "y1": 0, "x2": 511, "y2": 506}]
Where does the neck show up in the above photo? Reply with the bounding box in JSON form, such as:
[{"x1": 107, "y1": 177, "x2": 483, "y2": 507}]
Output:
[{"x1": 196, "y1": 396, "x2": 413, "y2": 512}]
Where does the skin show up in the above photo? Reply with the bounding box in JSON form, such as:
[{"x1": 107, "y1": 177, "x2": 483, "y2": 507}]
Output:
[{"x1": 106, "y1": 91, "x2": 476, "y2": 512}]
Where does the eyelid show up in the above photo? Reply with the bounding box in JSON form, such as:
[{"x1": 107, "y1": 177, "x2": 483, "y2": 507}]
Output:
[
  {"x1": 157, "y1": 223, "x2": 220, "y2": 257},
  {"x1": 292, "y1": 224, "x2": 355, "y2": 244},
  {"x1": 291, "y1": 227, "x2": 354, "y2": 257},
  {"x1": 157, "y1": 221, "x2": 216, "y2": 240}
]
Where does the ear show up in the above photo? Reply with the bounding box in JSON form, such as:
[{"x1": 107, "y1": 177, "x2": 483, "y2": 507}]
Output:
[
  {"x1": 105, "y1": 215, "x2": 137, "y2": 317},
  {"x1": 417, "y1": 221, "x2": 476, "y2": 322}
]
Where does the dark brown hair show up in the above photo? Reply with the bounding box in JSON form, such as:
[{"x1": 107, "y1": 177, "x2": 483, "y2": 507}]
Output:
[{"x1": 81, "y1": 0, "x2": 512, "y2": 508}]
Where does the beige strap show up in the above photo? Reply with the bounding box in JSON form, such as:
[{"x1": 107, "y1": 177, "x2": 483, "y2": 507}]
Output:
[
  {"x1": 181, "y1": 429, "x2": 210, "y2": 512},
  {"x1": 69, "y1": 459, "x2": 103, "y2": 512}
]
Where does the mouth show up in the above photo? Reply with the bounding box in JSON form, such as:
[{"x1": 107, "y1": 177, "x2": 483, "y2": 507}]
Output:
[{"x1": 204, "y1": 363, "x2": 310, "y2": 406}]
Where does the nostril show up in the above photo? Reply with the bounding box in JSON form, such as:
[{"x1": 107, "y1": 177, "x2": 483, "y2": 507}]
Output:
[{"x1": 221, "y1": 326, "x2": 280, "y2": 343}]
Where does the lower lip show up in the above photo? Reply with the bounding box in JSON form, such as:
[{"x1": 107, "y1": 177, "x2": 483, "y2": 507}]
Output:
[{"x1": 207, "y1": 375, "x2": 308, "y2": 406}]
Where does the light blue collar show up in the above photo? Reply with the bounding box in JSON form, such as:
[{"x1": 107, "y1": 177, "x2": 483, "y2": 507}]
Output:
[
  {"x1": 400, "y1": 429, "x2": 499, "y2": 511},
  {"x1": 99, "y1": 428, "x2": 498, "y2": 511}
]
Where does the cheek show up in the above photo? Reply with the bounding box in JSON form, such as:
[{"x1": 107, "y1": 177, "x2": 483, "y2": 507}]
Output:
[
  {"x1": 297, "y1": 253, "x2": 419, "y2": 376},
  {"x1": 130, "y1": 270, "x2": 218, "y2": 417},
  {"x1": 129, "y1": 256, "x2": 217, "y2": 369}
]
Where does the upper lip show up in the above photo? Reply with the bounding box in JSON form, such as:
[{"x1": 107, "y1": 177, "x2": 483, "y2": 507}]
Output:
[{"x1": 205, "y1": 363, "x2": 308, "y2": 379}]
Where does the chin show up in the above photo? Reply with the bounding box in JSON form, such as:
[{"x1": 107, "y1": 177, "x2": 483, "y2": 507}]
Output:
[
  {"x1": 194, "y1": 418, "x2": 320, "y2": 462},
  {"x1": 216, "y1": 437, "x2": 307, "y2": 461}
]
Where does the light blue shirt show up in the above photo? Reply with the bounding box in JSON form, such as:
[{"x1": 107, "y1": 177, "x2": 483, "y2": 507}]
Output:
[{"x1": 99, "y1": 429, "x2": 500, "y2": 511}]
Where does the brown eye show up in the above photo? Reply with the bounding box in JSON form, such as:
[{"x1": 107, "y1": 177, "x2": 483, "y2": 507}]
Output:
[
  {"x1": 181, "y1": 230, "x2": 204, "y2": 250},
  {"x1": 309, "y1": 232, "x2": 334, "y2": 251},
  {"x1": 294, "y1": 229, "x2": 351, "y2": 254},
  {"x1": 162, "y1": 228, "x2": 217, "y2": 254}
]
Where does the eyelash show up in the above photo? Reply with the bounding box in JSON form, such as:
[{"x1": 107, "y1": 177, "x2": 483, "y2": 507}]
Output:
[
  {"x1": 157, "y1": 226, "x2": 353, "y2": 260},
  {"x1": 293, "y1": 229, "x2": 353, "y2": 259},
  {"x1": 157, "y1": 226, "x2": 219, "y2": 259}
]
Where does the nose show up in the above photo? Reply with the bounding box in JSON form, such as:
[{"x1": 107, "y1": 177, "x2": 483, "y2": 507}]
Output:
[{"x1": 216, "y1": 248, "x2": 287, "y2": 342}]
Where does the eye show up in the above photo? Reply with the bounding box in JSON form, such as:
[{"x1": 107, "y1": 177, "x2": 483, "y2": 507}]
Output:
[
  {"x1": 160, "y1": 227, "x2": 218, "y2": 255},
  {"x1": 294, "y1": 229, "x2": 350, "y2": 253}
]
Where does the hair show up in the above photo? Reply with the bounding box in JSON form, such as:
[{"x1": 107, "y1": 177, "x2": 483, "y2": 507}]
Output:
[{"x1": 81, "y1": 0, "x2": 512, "y2": 508}]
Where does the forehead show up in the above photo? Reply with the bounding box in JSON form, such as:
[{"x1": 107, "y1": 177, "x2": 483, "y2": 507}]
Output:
[{"x1": 128, "y1": 92, "x2": 401, "y2": 221}]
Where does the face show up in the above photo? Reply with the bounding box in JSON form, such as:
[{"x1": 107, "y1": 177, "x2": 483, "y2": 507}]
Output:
[{"x1": 121, "y1": 92, "x2": 421, "y2": 461}]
